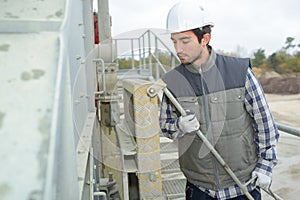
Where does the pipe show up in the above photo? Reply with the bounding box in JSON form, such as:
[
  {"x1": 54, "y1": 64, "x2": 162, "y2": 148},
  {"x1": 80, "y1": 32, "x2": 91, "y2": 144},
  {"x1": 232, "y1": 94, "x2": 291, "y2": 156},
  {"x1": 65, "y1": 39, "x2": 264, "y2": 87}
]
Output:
[
  {"x1": 94, "y1": 192, "x2": 107, "y2": 200},
  {"x1": 276, "y1": 122, "x2": 300, "y2": 137},
  {"x1": 93, "y1": 58, "x2": 106, "y2": 93}
]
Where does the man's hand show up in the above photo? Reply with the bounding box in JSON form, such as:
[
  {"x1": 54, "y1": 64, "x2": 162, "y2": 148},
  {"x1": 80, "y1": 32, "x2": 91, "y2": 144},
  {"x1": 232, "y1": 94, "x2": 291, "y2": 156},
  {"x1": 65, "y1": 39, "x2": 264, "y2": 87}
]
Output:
[
  {"x1": 252, "y1": 171, "x2": 272, "y2": 191},
  {"x1": 178, "y1": 110, "x2": 200, "y2": 134}
]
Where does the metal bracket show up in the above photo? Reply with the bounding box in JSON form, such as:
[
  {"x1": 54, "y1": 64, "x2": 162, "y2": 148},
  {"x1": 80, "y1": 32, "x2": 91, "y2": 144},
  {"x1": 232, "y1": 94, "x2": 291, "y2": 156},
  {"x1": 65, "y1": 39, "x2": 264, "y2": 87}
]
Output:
[{"x1": 146, "y1": 79, "x2": 167, "y2": 98}]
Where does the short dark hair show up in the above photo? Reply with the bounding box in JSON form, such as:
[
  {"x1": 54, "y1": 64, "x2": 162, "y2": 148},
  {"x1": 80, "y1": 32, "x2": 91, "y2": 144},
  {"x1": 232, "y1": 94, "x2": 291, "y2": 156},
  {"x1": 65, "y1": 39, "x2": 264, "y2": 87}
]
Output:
[{"x1": 191, "y1": 25, "x2": 212, "y2": 44}]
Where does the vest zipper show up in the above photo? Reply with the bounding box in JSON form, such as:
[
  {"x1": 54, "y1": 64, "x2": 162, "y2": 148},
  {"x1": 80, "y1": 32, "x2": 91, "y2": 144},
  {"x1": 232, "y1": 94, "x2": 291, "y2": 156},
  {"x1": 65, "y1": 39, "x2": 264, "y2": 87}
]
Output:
[{"x1": 199, "y1": 66, "x2": 221, "y2": 189}]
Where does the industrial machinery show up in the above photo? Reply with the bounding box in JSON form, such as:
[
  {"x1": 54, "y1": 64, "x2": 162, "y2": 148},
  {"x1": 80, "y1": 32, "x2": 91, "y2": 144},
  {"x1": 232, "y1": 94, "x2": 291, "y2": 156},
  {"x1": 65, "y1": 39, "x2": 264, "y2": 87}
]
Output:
[{"x1": 0, "y1": 0, "x2": 181, "y2": 199}]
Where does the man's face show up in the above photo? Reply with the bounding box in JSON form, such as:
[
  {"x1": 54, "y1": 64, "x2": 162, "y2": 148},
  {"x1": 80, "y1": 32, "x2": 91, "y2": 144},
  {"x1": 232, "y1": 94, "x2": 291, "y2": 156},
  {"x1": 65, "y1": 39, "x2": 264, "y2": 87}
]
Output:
[{"x1": 171, "y1": 30, "x2": 203, "y2": 65}]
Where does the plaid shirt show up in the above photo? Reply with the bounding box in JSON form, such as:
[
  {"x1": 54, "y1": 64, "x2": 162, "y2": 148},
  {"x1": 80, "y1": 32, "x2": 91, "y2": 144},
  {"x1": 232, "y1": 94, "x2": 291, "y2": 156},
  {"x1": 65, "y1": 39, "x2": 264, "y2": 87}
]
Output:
[{"x1": 159, "y1": 67, "x2": 279, "y2": 199}]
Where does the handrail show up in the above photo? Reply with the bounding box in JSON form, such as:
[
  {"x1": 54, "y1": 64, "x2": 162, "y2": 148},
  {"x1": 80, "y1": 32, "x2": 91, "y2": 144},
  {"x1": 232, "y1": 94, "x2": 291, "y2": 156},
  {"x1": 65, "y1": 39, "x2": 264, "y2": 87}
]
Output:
[
  {"x1": 112, "y1": 29, "x2": 180, "y2": 80},
  {"x1": 147, "y1": 30, "x2": 176, "y2": 56},
  {"x1": 276, "y1": 122, "x2": 300, "y2": 137},
  {"x1": 150, "y1": 52, "x2": 167, "y2": 80}
]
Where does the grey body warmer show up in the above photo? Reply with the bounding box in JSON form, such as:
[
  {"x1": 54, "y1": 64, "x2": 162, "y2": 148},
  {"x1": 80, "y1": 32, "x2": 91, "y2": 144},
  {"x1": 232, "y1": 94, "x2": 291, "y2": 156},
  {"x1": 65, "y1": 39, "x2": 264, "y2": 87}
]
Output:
[{"x1": 162, "y1": 51, "x2": 258, "y2": 190}]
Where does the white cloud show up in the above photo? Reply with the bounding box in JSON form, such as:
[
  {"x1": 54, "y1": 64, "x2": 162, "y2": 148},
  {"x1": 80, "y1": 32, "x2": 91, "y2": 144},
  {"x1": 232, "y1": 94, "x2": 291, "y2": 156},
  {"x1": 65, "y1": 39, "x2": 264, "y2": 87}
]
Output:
[{"x1": 107, "y1": 0, "x2": 300, "y2": 56}]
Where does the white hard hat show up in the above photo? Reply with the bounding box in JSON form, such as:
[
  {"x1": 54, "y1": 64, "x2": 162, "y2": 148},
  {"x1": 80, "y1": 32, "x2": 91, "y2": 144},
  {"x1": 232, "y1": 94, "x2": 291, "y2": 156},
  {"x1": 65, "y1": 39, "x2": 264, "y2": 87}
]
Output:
[{"x1": 166, "y1": 1, "x2": 214, "y2": 33}]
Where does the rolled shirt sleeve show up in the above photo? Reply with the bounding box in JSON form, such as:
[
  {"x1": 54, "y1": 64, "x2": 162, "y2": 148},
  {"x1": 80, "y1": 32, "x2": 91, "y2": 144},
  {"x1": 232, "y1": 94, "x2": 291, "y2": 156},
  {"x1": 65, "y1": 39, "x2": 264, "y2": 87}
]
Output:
[
  {"x1": 244, "y1": 68, "x2": 280, "y2": 177},
  {"x1": 159, "y1": 94, "x2": 183, "y2": 140}
]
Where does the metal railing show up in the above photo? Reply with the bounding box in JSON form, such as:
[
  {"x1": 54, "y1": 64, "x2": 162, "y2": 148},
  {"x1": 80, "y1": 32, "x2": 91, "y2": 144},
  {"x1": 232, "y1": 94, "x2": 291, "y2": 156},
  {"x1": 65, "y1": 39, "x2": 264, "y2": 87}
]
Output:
[
  {"x1": 113, "y1": 29, "x2": 180, "y2": 80},
  {"x1": 276, "y1": 122, "x2": 300, "y2": 137}
]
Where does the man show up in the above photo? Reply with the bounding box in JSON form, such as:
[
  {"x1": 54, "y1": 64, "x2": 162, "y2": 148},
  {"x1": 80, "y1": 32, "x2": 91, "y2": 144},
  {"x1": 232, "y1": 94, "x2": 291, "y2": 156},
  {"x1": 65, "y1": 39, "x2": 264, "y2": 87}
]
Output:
[{"x1": 159, "y1": 2, "x2": 279, "y2": 200}]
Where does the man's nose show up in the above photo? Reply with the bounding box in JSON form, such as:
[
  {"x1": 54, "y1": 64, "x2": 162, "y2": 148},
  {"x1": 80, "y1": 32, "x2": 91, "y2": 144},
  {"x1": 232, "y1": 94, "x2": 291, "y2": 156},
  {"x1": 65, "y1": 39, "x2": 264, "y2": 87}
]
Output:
[{"x1": 174, "y1": 43, "x2": 183, "y2": 53}]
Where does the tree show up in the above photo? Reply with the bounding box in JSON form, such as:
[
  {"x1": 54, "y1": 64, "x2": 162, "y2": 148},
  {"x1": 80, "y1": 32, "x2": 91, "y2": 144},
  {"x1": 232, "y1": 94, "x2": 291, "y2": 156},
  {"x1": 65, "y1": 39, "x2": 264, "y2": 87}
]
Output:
[
  {"x1": 283, "y1": 37, "x2": 300, "y2": 56},
  {"x1": 284, "y1": 37, "x2": 296, "y2": 50},
  {"x1": 266, "y1": 52, "x2": 285, "y2": 74},
  {"x1": 252, "y1": 48, "x2": 266, "y2": 68}
]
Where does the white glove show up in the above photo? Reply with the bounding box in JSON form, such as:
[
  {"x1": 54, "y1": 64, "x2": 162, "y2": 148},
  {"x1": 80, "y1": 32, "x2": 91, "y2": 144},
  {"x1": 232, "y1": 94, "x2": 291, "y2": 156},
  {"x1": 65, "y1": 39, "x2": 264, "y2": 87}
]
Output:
[
  {"x1": 252, "y1": 171, "x2": 272, "y2": 190},
  {"x1": 178, "y1": 110, "x2": 200, "y2": 134}
]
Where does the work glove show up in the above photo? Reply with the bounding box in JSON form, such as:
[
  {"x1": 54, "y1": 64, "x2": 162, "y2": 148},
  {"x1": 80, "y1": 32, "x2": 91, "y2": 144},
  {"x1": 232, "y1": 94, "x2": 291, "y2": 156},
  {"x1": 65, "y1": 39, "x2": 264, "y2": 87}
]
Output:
[
  {"x1": 252, "y1": 171, "x2": 272, "y2": 191},
  {"x1": 178, "y1": 110, "x2": 200, "y2": 134}
]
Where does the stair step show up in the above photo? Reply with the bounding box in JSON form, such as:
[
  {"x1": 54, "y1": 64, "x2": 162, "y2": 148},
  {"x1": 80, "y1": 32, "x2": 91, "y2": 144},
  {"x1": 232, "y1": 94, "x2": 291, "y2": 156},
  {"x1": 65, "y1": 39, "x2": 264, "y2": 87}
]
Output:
[{"x1": 162, "y1": 179, "x2": 186, "y2": 199}]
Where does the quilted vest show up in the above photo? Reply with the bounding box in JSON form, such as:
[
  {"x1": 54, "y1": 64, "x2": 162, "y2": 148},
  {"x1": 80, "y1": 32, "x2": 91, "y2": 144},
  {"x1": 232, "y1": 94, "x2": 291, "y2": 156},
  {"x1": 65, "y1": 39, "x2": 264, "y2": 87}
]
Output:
[{"x1": 162, "y1": 50, "x2": 258, "y2": 190}]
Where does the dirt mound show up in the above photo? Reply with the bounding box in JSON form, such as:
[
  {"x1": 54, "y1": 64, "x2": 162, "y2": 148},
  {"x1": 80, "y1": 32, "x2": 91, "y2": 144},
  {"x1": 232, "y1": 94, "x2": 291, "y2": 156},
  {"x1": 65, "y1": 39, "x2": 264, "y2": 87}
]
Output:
[
  {"x1": 253, "y1": 68, "x2": 281, "y2": 79},
  {"x1": 258, "y1": 74, "x2": 300, "y2": 94},
  {"x1": 252, "y1": 68, "x2": 300, "y2": 94}
]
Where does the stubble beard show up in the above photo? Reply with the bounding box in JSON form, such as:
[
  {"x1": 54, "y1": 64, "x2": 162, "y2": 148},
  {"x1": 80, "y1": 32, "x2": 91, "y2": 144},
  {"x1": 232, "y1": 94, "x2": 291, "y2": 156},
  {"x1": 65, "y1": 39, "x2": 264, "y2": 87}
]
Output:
[{"x1": 180, "y1": 48, "x2": 203, "y2": 65}]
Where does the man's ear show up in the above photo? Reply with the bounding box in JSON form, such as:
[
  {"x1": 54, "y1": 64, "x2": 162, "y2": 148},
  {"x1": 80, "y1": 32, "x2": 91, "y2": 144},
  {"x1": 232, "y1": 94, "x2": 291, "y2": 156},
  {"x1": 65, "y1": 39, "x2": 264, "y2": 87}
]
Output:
[{"x1": 201, "y1": 33, "x2": 211, "y2": 47}]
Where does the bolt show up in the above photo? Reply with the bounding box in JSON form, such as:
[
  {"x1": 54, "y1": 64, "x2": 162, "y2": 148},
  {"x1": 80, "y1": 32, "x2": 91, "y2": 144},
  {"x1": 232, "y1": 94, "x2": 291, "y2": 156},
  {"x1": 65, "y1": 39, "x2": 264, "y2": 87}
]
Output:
[
  {"x1": 108, "y1": 172, "x2": 113, "y2": 182},
  {"x1": 149, "y1": 87, "x2": 155, "y2": 94}
]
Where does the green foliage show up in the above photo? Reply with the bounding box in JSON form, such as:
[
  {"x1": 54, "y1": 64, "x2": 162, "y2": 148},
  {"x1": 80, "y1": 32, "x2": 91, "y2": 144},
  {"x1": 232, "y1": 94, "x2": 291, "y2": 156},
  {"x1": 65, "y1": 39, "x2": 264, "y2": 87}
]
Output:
[
  {"x1": 284, "y1": 37, "x2": 296, "y2": 50},
  {"x1": 251, "y1": 37, "x2": 300, "y2": 74},
  {"x1": 118, "y1": 57, "x2": 139, "y2": 69},
  {"x1": 266, "y1": 52, "x2": 285, "y2": 74},
  {"x1": 252, "y1": 48, "x2": 266, "y2": 67},
  {"x1": 117, "y1": 50, "x2": 180, "y2": 78}
]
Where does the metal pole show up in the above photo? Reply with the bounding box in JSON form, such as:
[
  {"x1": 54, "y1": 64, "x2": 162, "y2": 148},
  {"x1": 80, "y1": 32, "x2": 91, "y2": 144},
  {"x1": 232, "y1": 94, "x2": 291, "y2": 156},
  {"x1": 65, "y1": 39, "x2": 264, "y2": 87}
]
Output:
[
  {"x1": 93, "y1": 58, "x2": 106, "y2": 93},
  {"x1": 148, "y1": 31, "x2": 152, "y2": 77},
  {"x1": 131, "y1": 39, "x2": 134, "y2": 69},
  {"x1": 138, "y1": 38, "x2": 142, "y2": 70},
  {"x1": 171, "y1": 55, "x2": 174, "y2": 69},
  {"x1": 114, "y1": 39, "x2": 119, "y2": 71},
  {"x1": 142, "y1": 35, "x2": 146, "y2": 69},
  {"x1": 276, "y1": 122, "x2": 300, "y2": 137},
  {"x1": 155, "y1": 37, "x2": 159, "y2": 80},
  {"x1": 97, "y1": 0, "x2": 111, "y2": 43},
  {"x1": 162, "y1": 87, "x2": 254, "y2": 200}
]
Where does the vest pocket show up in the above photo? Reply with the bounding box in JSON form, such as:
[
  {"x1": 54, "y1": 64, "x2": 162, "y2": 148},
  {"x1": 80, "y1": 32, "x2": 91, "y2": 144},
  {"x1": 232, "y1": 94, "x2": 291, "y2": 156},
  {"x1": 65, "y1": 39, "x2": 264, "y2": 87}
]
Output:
[
  {"x1": 209, "y1": 90, "x2": 245, "y2": 122},
  {"x1": 177, "y1": 97, "x2": 200, "y2": 120}
]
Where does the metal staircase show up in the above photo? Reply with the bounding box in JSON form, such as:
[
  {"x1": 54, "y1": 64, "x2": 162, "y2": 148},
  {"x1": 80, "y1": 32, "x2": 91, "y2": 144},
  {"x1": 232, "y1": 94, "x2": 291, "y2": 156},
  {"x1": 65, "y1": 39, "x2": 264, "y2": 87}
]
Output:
[{"x1": 95, "y1": 29, "x2": 187, "y2": 199}]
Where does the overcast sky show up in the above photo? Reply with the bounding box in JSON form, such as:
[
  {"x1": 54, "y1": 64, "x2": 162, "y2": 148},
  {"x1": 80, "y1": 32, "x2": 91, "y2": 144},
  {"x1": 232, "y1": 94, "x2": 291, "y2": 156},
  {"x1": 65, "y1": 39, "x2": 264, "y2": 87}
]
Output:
[{"x1": 106, "y1": 0, "x2": 300, "y2": 57}]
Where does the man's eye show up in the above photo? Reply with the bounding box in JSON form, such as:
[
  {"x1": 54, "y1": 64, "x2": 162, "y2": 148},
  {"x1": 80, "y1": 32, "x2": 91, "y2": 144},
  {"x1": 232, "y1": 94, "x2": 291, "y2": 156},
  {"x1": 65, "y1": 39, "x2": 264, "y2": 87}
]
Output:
[{"x1": 182, "y1": 40, "x2": 190, "y2": 44}]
